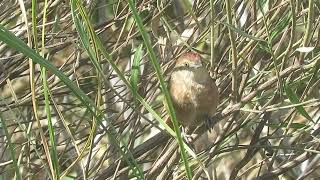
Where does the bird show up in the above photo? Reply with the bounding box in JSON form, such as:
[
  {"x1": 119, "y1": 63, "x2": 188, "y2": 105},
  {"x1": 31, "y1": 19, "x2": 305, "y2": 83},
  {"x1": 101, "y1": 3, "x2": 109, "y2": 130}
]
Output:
[{"x1": 168, "y1": 52, "x2": 219, "y2": 131}]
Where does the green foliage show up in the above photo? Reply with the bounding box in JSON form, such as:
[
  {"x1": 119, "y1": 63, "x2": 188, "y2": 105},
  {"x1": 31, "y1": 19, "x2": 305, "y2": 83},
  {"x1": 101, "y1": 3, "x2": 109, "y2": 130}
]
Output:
[{"x1": 0, "y1": 0, "x2": 319, "y2": 179}]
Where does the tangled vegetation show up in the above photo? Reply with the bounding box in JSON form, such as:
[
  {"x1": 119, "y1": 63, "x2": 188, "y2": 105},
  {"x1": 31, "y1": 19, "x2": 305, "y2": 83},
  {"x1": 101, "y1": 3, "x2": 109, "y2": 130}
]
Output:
[{"x1": 0, "y1": 0, "x2": 319, "y2": 179}]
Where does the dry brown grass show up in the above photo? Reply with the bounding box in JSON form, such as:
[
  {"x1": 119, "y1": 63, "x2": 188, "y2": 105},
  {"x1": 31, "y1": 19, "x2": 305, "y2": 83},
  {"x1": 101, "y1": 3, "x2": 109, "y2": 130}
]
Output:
[{"x1": 0, "y1": 0, "x2": 319, "y2": 179}]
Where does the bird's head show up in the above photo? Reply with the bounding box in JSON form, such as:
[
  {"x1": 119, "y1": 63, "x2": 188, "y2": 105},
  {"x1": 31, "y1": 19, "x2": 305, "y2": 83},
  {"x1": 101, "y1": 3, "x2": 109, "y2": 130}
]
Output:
[
  {"x1": 172, "y1": 52, "x2": 210, "y2": 83},
  {"x1": 174, "y1": 52, "x2": 203, "y2": 70}
]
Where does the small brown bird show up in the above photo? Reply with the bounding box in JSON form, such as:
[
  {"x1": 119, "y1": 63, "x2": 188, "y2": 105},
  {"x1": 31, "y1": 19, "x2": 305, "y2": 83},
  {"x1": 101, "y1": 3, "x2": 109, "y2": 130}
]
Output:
[{"x1": 168, "y1": 52, "x2": 219, "y2": 130}]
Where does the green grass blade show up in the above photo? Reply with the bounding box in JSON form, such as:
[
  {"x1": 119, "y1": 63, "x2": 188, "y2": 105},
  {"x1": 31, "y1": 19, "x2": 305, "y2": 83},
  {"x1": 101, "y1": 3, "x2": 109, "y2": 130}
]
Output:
[
  {"x1": 127, "y1": 0, "x2": 192, "y2": 179},
  {"x1": 40, "y1": 0, "x2": 60, "y2": 178},
  {"x1": 218, "y1": 21, "x2": 266, "y2": 42},
  {"x1": 0, "y1": 26, "x2": 96, "y2": 111},
  {"x1": 70, "y1": 0, "x2": 144, "y2": 178},
  {"x1": 130, "y1": 44, "x2": 143, "y2": 105},
  {"x1": 0, "y1": 113, "x2": 22, "y2": 180},
  {"x1": 284, "y1": 84, "x2": 314, "y2": 123}
]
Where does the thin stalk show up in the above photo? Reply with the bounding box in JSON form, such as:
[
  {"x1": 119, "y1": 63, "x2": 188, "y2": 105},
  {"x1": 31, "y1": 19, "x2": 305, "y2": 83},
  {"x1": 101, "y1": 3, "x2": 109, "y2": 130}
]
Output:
[
  {"x1": 299, "y1": 0, "x2": 314, "y2": 64},
  {"x1": 40, "y1": 0, "x2": 60, "y2": 178},
  {"x1": 225, "y1": 0, "x2": 239, "y2": 103},
  {"x1": 127, "y1": 0, "x2": 193, "y2": 179},
  {"x1": 210, "y1": 0, "x2": 216, "y2": 73}
]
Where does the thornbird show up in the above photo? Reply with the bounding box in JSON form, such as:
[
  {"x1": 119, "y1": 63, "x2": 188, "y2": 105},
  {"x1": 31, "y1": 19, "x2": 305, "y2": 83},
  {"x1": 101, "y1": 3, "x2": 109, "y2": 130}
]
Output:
[{"x1": 168, "y1": 52, "x2": 219, "y2": 131}]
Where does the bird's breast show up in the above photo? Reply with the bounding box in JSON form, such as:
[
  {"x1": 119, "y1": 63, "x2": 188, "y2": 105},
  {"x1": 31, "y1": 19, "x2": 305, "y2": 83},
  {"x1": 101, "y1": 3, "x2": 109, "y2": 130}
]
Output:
[
  {"x1": 169, "y1": 70, "x2": 219, "y2": 127},
  {"x1": 170, "y1": 73, "x2": 209, "y2": 108}
]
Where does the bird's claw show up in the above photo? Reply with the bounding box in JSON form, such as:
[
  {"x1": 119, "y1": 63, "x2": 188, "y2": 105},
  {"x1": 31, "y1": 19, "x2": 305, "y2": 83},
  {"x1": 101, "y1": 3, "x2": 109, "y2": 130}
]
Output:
[
  {"x1": 260, "y1": 138, "x2": 274, "y2": 157},
  {"x1": 180, "y1": 127, "x2": 196, "y2": 150},
  {"x1": 181, "y1": 127, "x2": 192, "y2": 143},
  {"x1": 204, "y1": 114, "x2": 218, "y2": 132}
]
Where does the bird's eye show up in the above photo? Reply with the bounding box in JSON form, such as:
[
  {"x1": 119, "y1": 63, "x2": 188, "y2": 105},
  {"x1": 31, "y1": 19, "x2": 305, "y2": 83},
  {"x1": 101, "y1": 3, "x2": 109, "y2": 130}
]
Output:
[{"x1": 184, "y1": 63, "x2": 189, "y2": 67}]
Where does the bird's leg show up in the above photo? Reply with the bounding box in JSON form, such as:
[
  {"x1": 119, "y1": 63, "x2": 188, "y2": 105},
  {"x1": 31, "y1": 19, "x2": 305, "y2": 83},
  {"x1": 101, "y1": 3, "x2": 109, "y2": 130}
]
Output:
[
  {"x1": 259, "y1": 137, "x2": 274, "y2": 157},
  {"x1": 180, "y1": 127, "x2": 196, "y2": 150},
  {"x1": 181, "y1": 127, "x2": 191, "y2": 142},
  {"x1": 203, "y1": 113, "x2": 220, "y2": 132},
  {"x1": 204, "y1": 114, "x2": 213, "y2": 132}
]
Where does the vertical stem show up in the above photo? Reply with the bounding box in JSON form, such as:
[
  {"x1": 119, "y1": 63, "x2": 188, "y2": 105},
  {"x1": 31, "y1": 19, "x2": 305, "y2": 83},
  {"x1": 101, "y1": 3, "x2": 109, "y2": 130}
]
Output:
[
  {"x1": 30, "y1": 0, "x2": 55, "y2": 178},
  {"x1": 225, "y1": 0, "x2": 239, "y2": 103},
  {"x1": 281, "y1": 0, "x2": 296, "y2": 71},
  {"x1": 210, "y1": 0, "x2": 215, "y2": 74},
  {"x1": 299, "y1": 0, "x2": 314, "y2": 64}
]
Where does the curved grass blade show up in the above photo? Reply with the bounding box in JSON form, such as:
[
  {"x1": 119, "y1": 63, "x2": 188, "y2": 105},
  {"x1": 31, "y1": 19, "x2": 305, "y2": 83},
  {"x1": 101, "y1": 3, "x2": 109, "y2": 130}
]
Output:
[
  {"x1": 70, "y1": 0, "x2": 144, "y2": 178},
  {"x1": 127, "y1": 0, "x2": 192, "y2": 179},
  {"x1": 130, "y1": 44, "x2": 143, "y2": 105},
  {"x1": 284, "y1": 83, "x2": 314, "y2": 123}
]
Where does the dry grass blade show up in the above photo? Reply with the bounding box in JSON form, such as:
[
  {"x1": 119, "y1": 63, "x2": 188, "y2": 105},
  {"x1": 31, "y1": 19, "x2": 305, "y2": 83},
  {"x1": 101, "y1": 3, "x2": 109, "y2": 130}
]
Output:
[{"x1": 0, "y1": 0, "x2": 319, "y2": 179}]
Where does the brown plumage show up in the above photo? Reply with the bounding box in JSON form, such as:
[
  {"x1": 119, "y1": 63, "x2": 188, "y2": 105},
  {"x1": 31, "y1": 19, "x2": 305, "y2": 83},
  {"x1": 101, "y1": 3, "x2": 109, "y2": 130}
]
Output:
[{"x1": 168, "y1": 52, "x2": 219, "y2": 129}]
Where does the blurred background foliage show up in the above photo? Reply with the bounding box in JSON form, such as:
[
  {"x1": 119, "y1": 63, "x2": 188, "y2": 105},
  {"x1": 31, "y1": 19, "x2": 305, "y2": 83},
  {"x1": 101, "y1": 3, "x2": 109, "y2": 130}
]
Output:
[{"x1": 0, "y1": 0, "x2": 319, "y2": 179}]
